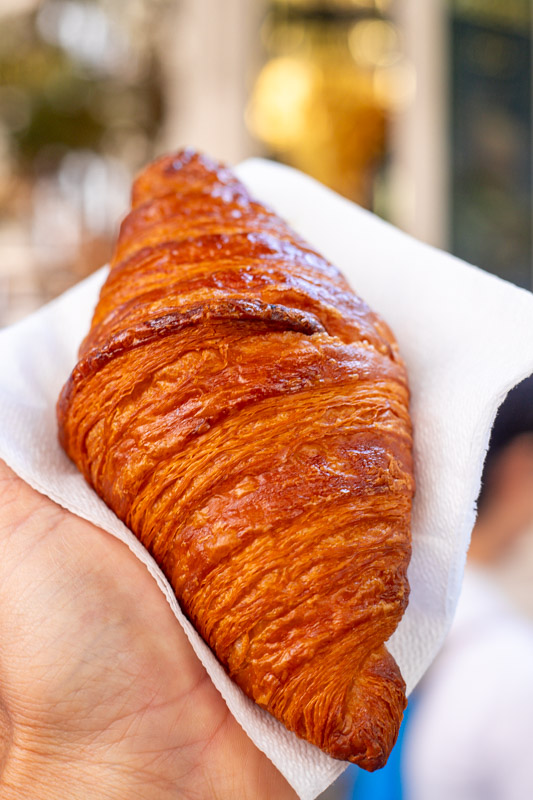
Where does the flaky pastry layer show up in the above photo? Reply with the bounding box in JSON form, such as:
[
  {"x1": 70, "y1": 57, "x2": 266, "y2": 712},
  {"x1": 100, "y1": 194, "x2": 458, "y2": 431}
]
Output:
[{"x1": 58, "y1": 149, "x2": 414, "y2": 769}]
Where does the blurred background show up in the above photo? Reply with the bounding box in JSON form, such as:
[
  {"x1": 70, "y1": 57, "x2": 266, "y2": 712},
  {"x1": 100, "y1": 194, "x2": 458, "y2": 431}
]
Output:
[
  {"x1": 0, "y1": 0, "x2": 531, "y2": 326},
  {"x1": 1, "y1": 2, "x2": 533, "y2": 799}
]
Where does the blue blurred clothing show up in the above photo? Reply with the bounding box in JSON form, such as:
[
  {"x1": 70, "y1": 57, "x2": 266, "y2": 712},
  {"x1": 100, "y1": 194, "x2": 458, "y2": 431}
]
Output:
[{"x1": 348, "y1": 693, "x2": 416, "y2": 800}]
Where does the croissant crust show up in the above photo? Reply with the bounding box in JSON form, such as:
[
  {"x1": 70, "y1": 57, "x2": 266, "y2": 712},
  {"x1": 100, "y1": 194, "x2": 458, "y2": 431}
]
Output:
[{"x1": 57, "y1": 149, "x2": 414, "y2": 770}]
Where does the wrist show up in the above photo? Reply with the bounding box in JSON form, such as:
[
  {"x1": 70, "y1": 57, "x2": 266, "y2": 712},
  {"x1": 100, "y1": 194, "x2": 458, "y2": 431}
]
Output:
[{"x1": 1, "y1": 736, "x2": 133, "y2": 800}]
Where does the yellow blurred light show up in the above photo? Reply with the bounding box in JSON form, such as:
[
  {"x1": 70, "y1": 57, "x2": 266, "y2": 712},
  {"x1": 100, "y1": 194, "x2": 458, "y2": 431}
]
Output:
[
  {"x1": 346, "y1": 0, "x2": 375, "y2": 7},
  {"x1": 373, "y1": 61, "x2": 417, "y2": 110},
  {"x1": 274, "y1": 1, "x2": 376, "y2": 8},
  {"x1": 348, "y1": 19, "x2": 401, "y2": 69},
  {"x1": 246, "y1": 57, "x2": 320, "y2": 150},
  {"x1": 273, "y1": 0, "x2": 393, "y2": 9},
  {"x1": 261, "y1": 19, "x2": 306, "y2": 54}
]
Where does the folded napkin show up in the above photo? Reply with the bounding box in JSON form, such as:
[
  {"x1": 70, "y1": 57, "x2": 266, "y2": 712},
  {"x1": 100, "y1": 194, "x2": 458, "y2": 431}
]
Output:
[{"x1": 1, "y1": 158, "x2": 533, "y2": 800}]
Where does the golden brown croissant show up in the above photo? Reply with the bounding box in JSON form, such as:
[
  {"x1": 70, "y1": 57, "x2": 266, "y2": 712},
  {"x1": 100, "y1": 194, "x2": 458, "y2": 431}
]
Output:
[{"x1": 57, "y1": 149, "x2": 414, "y2": 770}]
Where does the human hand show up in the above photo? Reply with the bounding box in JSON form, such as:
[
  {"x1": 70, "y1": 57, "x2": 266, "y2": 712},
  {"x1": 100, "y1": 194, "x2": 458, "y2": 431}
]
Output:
[{"x1": 0, "y1": 459, "x2": 297, "y2": 800}]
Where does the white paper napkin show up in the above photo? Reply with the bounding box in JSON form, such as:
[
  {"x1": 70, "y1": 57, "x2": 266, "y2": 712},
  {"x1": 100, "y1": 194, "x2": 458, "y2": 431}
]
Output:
[{"x1": 1, "y1": 158, "x2": 533, "y2": 800}]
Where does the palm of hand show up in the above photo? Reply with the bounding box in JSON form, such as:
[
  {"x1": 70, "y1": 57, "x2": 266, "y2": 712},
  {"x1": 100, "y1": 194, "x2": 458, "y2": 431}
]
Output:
[{"x1": 0, "y1": 460, "x2": 295, "y2": 800}]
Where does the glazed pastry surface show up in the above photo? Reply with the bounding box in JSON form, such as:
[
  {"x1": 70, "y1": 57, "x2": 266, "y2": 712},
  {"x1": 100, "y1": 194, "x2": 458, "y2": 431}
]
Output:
[{"x1": 57, "y1": 149, "x2": 414, "y2": 770}]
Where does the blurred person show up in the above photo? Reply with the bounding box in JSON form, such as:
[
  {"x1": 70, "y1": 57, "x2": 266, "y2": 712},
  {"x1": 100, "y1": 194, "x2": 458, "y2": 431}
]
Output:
[
  {"x1": 481, "y1": 379, "x2": 533, "y2": 622},
  {"x1": 349, "y1": 375, "x2": 533, "y2": 800}
]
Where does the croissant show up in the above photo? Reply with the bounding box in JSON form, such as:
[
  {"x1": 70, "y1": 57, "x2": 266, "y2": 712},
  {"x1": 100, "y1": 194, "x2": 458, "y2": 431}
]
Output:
[{"x1": 57, "y1": 149, "x2": 414, "y2": 770}]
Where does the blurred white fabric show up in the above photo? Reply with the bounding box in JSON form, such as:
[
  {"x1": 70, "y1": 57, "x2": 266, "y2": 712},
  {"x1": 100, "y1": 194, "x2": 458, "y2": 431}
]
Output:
[
  {"x1": 492, "y1": 528, "x2": 533, "y2": 620},
  {"x1": 404, "y1": 566, "x2": 533, "y2": 800}
]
